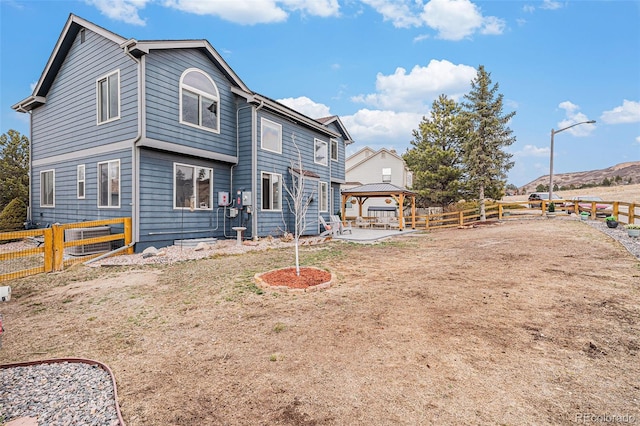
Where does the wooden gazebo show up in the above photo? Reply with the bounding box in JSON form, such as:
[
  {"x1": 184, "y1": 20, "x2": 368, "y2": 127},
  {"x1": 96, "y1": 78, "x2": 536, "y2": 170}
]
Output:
[{"x1": 340, "y1": 183, "x2": 417, "y2": 231}]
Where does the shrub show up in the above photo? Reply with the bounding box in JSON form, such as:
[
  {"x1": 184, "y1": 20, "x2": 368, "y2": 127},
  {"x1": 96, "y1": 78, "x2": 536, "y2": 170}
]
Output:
[{"x1": 0, "y1": 197, "x2": 27, "y2": 231}]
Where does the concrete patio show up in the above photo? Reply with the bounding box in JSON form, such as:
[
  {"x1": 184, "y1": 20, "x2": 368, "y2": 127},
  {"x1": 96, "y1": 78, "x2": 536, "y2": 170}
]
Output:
[{"x1": 332, "y1": 226, "x2": 421, "y2": 242}]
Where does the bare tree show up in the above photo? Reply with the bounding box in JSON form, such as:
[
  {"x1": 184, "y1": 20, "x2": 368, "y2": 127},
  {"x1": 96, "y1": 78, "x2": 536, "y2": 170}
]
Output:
[{"x1": 283, "y1": 134, "x2": 315, "y2": 276}]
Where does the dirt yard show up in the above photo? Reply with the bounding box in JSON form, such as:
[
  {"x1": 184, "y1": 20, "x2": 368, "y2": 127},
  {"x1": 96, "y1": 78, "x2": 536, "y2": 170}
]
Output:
[{"x1": 1, "y1": 218, "x2": 639, "y2": 425}]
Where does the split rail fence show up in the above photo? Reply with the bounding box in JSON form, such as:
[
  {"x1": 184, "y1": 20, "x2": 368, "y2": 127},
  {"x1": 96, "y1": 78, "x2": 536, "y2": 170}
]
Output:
[
  {"x1": 402, "y1": 199, "x2": 637, "y2": 230},
  {"x1": 0, "y1": 218, "x2": 132, "y2": 283}
]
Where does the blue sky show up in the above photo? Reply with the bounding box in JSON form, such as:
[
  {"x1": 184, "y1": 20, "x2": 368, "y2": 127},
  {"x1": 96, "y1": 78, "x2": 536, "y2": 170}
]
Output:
[{"x1": 1, "y1": 0, "x2": 639, "y2": 187}]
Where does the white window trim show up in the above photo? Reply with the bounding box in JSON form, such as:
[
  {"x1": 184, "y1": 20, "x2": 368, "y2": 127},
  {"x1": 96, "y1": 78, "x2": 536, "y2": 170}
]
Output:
[
  {"x1": 96, "y1": 69, "x2": 120, "y2": 125},
  {"x1": 179, "y1": 68, "x2": 220, "y2": 134},
  {"x1": 77, "y1": 164, "x2": 85, "y2": 199},
  {"x1": 97, "y1": 159, "x2": 121, "y2": 209},
  {"x1": 40, "y1": 169, "x2": 55, "y2": 208},
  {"x1": 319, "y1": 181, "x2": 328, "y2": 212},
  {"x1": 261, "y1": 118, "x2": 282, "y2": 154},
  {"x1": 330, "y1": 139, "x2": 338, "y2": 162},
  {"x1": 261, "y1": 171, "x2": 283, "y2": 212},
  {"x1": 314, "y1": 139, "x2": 328, "y2": 166},
  {"x1": 173, "y1": 162, "x2": 214, "y2": 211},
  {"x1": 382, "y1": 168, "x2": 392, "y2": 183}
]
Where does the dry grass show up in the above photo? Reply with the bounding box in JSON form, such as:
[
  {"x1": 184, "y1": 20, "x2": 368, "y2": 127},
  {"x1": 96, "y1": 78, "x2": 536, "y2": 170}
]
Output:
[{"x1": 1, "y1": 219, "x2": 639, "y2": 425}]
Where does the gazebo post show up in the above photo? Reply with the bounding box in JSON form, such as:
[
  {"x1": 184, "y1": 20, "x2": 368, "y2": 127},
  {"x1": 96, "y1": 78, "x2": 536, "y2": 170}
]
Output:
[{"x1": 411, "y1": 196, "x2": 416, "y2": 229}]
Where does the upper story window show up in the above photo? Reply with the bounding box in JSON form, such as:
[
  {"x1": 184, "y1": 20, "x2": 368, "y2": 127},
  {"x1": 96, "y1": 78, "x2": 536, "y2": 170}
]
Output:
[
  {"x1": 406, "y1": 171, "x2": 413, "y2": 188},
  {"x1": 314, "y1": 139, "x2": 328, "y2": 166},
  {"x1": 98, "y1": 159, "x2": 120, "y2": 208},
  {"x1": 330, "y1": 139, "x2": 338, "y2": 162},
  {"x1": 97, "y1": 70, "x2": 120, "y2": 124},
  {"x1": 40, "y1": 170, "x2": 55, "y2": 207},
  {"x1": 174, "y1": 163, "x2": 213, "y2": 210},
  {"x1": 261, "y1": 118, "x2": 282, "y2": 153},
  {"x1": 180, "y1": 69, "x2": 220, "y2": 132},
  {"x1": 382, "y1": 168, "x2": 392, "y2": 183}
]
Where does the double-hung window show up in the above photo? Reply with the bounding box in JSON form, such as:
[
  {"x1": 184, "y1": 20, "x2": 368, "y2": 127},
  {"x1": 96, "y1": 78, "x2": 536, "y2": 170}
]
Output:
[
  {"x1": 261, "y1": 118, "x2": 282, "y2": 153},
  {"x1": 261, "y1": 172, "x2": 282, "y2": 211},
  {"x1": 319, "y1": 182, "x2": 328, "y2": 212},
  {"x1": 77, "y1": 165, "x2": 85, "y2": 199},
  {"x1": 98, "y1": 160, "x2": 120, "y2": 208},
  {"x1": 382, "y1": 168, "x2": 392, "y2": 183},
  {"x1": 40, "y1": 170, "x2": 55, "y2": 207},
  {"x1": 97, "y1": 70, "x2": 120, "y2": 124},
  {"x1": 174, "y1": 163, "x2": 213, "y2": 210},
  {"x1": 330, "y1": 139, "x2": 338, "y2": 162},
  {"x1": 180, "y1": 69, "x2": 220, "y2": 132},
  {"x1": 314, "y1": 139, "x2": 328, "y2": 166}
]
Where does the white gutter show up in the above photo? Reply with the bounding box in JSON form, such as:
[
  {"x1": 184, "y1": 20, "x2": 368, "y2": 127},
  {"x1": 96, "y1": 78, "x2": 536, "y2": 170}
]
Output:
[
  {"x1": 121, "y1": 39, "x2": 143, "y2": 246},
  {"x1": 252, "y1": 100, "x2": 264, "y2": 238}
]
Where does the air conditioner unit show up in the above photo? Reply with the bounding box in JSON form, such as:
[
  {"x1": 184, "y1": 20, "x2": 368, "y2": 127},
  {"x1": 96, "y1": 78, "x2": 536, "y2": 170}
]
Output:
[{"x1": 65, "y1": 226, "x2": 111, "y2": 256}]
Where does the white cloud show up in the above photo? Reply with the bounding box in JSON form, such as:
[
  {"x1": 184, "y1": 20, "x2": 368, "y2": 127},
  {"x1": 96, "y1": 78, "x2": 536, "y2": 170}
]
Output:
[
  {"x1": 342, "y1": 109, "x2": 423, "y2": 150},
  {"x1": 600, "y1": 100, "x2": 640, "y2": 124},
  {"x1": 421, "y1": 0, "x2": 505, "y2": 40},
  {"x1": 163, "y1": 0, "x2": 339, "y2": 25},
  {"x1": 540, "y1": 0, "x2": 562, "y2": 11},
  {"x1": 361, "y1": 0, "x2": 504, "y2": 40},
  {"x1": 359, "y1": 0, "x2": 422, "y2": 28},
  {"x1": 351, "y1": 59, "x2": 476, "y2": 112},
  {"x1": 85, "y1": 0, "x2": 148, "y2": 26},
  {"x1": 277, "y1": 96, "x2": 332, "y2": 118},
  {"x1": 515, "y1": 144, "x2": 549, "y2": 158},
  {"x1": 636, "y1": 136, "x2": 640, "y2": 144},
  {"x1": 557, "y1": 101, "x2": 596, "y2": 137}
]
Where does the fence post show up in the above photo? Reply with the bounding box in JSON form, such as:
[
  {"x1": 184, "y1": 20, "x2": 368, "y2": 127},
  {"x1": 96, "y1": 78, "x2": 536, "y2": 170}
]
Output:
[
  {"x1": 498, "y1": 204, "x2": 503, "y2": 220},
  {"x1": 124, "y1": 217, "x2": 133, "y2": 254},
  {"x1": 425, "y1": 214, "x2": 429, "y2": 229},
  {"x1": 43, "y1": 228, "x2": 54, "y2": 272},
  {"x1": 52, "y1": 224, "x2": 64, "y2": 272},
  {"x1": 613, "y1": 201, "x2": 619, "y2": 219},
  {"x1": 459, "y1": 211, "x2": 464, "y2": 226},
  {"x1": 630, "y1": 203, "x2": 636, "y2": 224}
]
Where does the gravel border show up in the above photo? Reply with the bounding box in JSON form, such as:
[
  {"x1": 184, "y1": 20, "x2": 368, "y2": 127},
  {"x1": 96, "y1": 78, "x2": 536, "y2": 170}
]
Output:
[
  {"x1": 0, "y1": 359, "x2": 124, "y2": 425},
  {"x1": 584, "y1": 219, "x2": 640, "y2": 259}
]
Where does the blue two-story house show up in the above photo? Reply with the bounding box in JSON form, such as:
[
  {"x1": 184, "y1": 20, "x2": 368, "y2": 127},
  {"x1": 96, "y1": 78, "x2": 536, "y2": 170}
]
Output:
[{"x1": 12, "y1": 14, "x2": 353, "y2": 251}]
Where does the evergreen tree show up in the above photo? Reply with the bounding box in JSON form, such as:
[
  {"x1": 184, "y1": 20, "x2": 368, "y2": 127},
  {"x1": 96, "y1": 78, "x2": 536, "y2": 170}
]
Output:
[
  {"x1": 461, "y1": 66, "x2": 516, "y2": 220},
  {"x1": 403, "y1": 94, "x2": 466, "y2": 208},
  {"x1": 0, "y1": 130, "x2": 30, "y2": 210}
]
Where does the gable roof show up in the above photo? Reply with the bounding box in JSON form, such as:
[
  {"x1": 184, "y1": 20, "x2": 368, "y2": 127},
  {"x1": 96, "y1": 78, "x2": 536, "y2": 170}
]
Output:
[
  {"x1": 341, "y1": 183, "x2": 415, "y2": 196},
  {"x1": 346, "y1": 147, "x2": 407, "y2": 173},
  {"x1": 316, "y1": 116, "x2": 354, "y2": 144},
  {"x1": 13, "y1": 13, "x2": 251, "y2": 112},
  {"x1": 11, "y1": 15, "x2": 346, "y2": 140}
]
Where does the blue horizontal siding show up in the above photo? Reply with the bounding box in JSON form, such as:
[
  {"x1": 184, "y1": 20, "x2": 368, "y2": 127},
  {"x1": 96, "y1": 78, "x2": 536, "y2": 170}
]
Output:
[
  {"x1": 31, "y1": 28, "x2": 138, "y2": 161},
  {"x1": 30, "y1": 149, "x2": 132, "y2": 226},
  {"x1": 144, "y1": 49, "x2": 238, "y2": 158}
]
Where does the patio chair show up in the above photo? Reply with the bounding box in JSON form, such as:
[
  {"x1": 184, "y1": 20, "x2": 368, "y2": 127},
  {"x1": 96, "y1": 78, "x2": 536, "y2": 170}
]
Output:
[
  {"x1": 319, "y1": 215, "x2": 339, "y2": 237},
  {"x1": 330, "y1": 215, "x2": 353, "y2": 235},
  {"x1": 355, "y1": 216, "x2": 370, "y2": 228}
]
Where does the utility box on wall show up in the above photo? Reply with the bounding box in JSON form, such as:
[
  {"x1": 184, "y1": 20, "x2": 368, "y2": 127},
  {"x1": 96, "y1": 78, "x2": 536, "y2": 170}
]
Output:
[{"x1": 218, "y1": 191, "x2": 230, "y2": 207}]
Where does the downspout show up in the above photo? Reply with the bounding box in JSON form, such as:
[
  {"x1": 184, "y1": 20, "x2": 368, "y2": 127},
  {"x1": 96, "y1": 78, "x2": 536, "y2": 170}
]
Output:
[
  {"x1": 122, "y1": 40, "x2": 143, "y2": 246},
  {"x1": 252, "y1": 100, "x2": 264, "y2": 239}
]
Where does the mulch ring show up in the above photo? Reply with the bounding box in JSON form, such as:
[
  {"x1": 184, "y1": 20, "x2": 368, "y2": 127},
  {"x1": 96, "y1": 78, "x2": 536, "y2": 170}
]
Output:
[{"x1": 254, "y1": 266, "x2": 334, "y2": 292}]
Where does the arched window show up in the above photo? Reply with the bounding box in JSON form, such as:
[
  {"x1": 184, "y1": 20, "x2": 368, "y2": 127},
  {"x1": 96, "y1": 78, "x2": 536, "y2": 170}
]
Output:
[{"x1": 180, "y1": 69, "x2": 220, "y2": 132}]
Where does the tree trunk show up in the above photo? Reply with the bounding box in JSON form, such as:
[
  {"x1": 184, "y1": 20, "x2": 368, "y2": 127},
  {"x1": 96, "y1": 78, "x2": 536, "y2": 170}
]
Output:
[{"x1": 479, "y1": 184, "x2": 486, "y2": 221}]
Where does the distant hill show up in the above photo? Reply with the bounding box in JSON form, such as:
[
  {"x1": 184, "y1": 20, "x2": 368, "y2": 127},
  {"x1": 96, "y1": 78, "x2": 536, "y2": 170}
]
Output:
[{"x1": 519, "y1": 161, "x2": 640, "y2": 194}]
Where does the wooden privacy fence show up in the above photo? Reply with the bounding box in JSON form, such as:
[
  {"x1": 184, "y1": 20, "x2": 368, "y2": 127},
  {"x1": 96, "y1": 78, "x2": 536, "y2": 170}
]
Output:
[
  {"x1": 0, "y1": 218, "x2": 132, "y2": 283},
  {"x1": 404, "y1": 199, "x2": 637, "y2": 230}
]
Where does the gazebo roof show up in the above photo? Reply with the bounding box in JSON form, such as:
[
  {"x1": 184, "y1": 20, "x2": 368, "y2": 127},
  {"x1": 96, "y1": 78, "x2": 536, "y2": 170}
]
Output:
[{"x1": 341, "y1": 183, "x2": 416, "y2": 197}]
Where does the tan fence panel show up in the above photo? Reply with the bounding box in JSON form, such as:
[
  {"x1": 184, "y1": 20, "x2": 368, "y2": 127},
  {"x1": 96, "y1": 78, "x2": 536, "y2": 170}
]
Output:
[{"x1": 0, "y1": 218, "x2": 132, "y2": 280}]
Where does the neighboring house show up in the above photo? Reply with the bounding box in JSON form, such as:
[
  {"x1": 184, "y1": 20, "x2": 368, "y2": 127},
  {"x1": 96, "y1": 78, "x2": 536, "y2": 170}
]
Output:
[
  {"x1": 12, "y1": 14, "x2": 352, "y2": 251},
  {"x1": 344, "y1": 147, "x2": 412, "y2": 217}
]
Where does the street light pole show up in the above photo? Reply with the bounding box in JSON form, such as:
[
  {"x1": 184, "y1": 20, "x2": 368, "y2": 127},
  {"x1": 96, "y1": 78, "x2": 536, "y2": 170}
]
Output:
[{"x1": 548, "y1": 120, "x2": 596, "y2": 203}]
